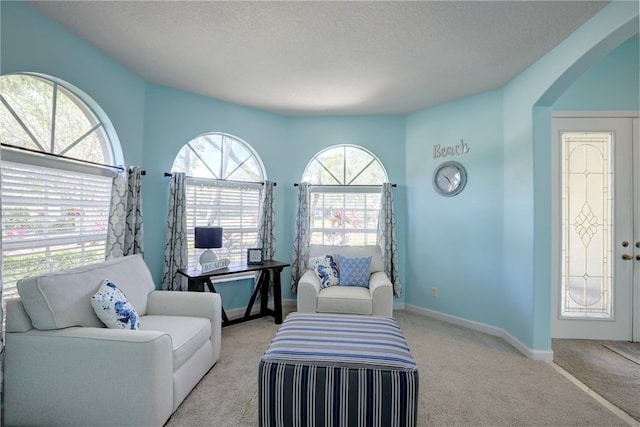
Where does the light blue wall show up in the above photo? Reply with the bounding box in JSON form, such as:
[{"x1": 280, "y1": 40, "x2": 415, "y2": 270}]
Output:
[
  {"x1": 0, "y1": 1, "x2": 407, "y2": 310},
  {"x1": 505, "y1": 1, "x2": 638, "y2": 351},
  {"x1": 141, "y1": 84, "x2": 290, "y2": 305},
  {"x1": 405, "y1": 91, "x2": 504, "y2": 326},
  {"x1": 285, "y1": 116, "x2": 408, "y2": 302},
  {"x1": 1, "y1": 0, "x2": 637, "y2": 352},
  {"x1": 142, "y1": 91, "x2": 407, "y2": 305},
  {"x1": 0, "y1": 1, "x2": 146, "y2": 166},
  {"x1": 554, "y1": 38, "x2": 639, "y2": 111},
  {"x1": 404, "y1": 1, "x2": 638, "y2": 353}
]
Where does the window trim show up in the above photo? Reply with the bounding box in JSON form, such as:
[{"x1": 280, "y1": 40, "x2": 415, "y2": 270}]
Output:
[
  {"x1": 1, "y1": 72, "x2": 124, "y2": 165},
  {"x1": 306, "y1": 184, "x2": 382, "y2": 193},
  {"x1": 302, "y1": 144, "x2": 388, "y2": 185},
  {"x1": 302, "y1": 144, "x2": 388, "y2": 246},
  {"x1": 2, "y1": 146, "x2": 117, "y2": 178},
  {"x1": 1, "y1": 73, "x2": 121, "y2": 297},
  {"x1": 172, "y1": 132, "x2": 267, "y2": 268}
]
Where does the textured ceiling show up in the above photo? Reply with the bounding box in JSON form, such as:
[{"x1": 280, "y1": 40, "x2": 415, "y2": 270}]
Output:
[{"x1": 30, "y1": 1, "x2": 612, "y2": 116}]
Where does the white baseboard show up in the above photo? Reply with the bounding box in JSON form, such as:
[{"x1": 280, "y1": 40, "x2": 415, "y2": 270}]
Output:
[
  {"x1": 403, "y1": 304, "x2": 554, "y2": 362},
  {"x1": 393, "y1": 302, "x2": 406, "y2": 310}
]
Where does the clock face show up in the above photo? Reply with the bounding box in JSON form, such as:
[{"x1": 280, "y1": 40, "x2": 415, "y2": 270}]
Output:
[{"x1": 433, "y1": 161, "x2": 467, "y2": 196}]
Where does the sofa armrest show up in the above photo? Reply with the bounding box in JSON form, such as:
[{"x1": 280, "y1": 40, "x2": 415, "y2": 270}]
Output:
[
  {"x1": 147, "y1": 290, "x2": 222, "y2": 362},
  {"x1": 147, "y1": 290, "x2": 221, "y2": 319},
  {"x1": 297, "y1": 269, "x2": 322, "y2": 312},
  {"x1": 369, "y1": 271, "x2": 394, "y2": 317},
  {"x1": 4, "y1": 327, "x2": 173, "y2": 426}
]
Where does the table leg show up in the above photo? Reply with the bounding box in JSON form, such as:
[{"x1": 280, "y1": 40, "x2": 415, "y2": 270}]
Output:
[
  {"x1": 273, "y1": 268, "x2": 283, "y2": 324},
  {"x1": 244, "y1": 271, "x2": 264, "y2": 318},
  {"x1": 188, "y1": 277, "x2": 205, "y2": 292},
  {"x1": 205, "y1": 278, "x2": 229, "y2": 324},
  {"x1": 259, "y1": 271, "x2": 270, "y2": 315}
]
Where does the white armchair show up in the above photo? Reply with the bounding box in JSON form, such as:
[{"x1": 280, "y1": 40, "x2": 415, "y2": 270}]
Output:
[{"x1": 297, "y1": 245, "x2": 394, "y2": 317}]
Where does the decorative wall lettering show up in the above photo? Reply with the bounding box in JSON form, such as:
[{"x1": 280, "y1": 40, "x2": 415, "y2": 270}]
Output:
[{"x1": 433, "y1": 139, "x2": 470, "y2": 159}]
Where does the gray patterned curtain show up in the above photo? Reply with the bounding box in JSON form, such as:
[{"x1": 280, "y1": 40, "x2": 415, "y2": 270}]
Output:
[
  {"x1": 291, "y1": 182, "x2": 311, "y2": 292},
  {"x1": 106, "y1": 166, "x2": 144, "y2": 259},
  {"x1": 258, "y1": 180, "x2": 276, "y2": 260},
  {"x1": 377, "y1": 183, "x2": 401, "y2": 296},
  {"x1": 162, "y1": 173, "x2": 187, "y2": 291},
  {"x1": 256, "y1": 180, "x2": 276, "y2": 294}
]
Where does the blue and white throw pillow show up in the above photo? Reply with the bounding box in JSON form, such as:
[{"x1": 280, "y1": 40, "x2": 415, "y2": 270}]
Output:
[
  {"x1": 309, "y1": 254, "x2": 340, "y2": 288},
  {"x1": 337, "y1": 255, "x2": 371, "y2": 288},
  {"x1": 91, "y1": 279, "x2": 140, "y2": 330}
]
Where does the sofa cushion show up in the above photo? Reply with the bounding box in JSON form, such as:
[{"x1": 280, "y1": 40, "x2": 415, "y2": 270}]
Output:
[
  {"x1": 317, "y1": 286, "x2": 372, "y2": 315},
  {"x1": 140, "y1": 315, "x2": 211, "y2": 370},
  {"x1": 309, "y1": 245, "x2": 383, "y2": 273},
  {"x1": 309, "y1": 254, "x2": 340, "y2": 288},
  {"x1": 337, "y1": 255, "x2": 371, "y2": 287},
  {"x1": 18, "y1": 254, "x2": 155, "y2": 330},
  {"x1": 91, "y1": 280, "x2": 140, "y2": 330}
]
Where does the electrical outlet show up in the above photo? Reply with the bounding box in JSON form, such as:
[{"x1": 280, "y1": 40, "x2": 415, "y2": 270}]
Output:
[{"x1": 431, "y1": 287, "x2": 437, "y2": 297}]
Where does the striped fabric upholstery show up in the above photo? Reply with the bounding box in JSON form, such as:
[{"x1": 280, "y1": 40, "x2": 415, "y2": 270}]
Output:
[{"x1": 259, "y1": 313, "x2": 419, "y2": 427}]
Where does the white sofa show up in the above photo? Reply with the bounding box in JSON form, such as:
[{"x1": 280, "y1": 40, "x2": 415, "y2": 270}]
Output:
[
  {"x1": 297, "y1": 244, "x2": 394, "y2": 317},
  {"x1": 4, "y1": 254, "x2": 222, "y2": 426}
]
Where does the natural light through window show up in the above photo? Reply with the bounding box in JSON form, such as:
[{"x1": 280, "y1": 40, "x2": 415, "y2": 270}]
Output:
[
  {"x1": 171, "y1": 132, "x2": 266, "y2": 267},
  {"x1": 0, "y1": 74, "x2": 117, "y2": 298},
  {"x1": 302, "y1": 145, "x2": 387, "y2": 246}
]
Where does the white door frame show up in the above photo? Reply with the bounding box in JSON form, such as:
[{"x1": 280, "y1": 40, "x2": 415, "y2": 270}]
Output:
[{"x1": 551, "y1": 112, "x2": 639, "y2": 341}]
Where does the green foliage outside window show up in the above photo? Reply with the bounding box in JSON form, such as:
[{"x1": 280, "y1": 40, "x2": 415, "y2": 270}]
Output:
[
  {"x1": 303, "y1": 145, "x2": 387, "y2": 245},
  {"x1": 0, "y1": 73, "x2": 115, "y2": 294}
]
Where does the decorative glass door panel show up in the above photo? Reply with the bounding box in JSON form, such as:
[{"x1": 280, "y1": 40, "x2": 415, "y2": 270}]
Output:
[
  {"x1": 561, "y1": 133, "x2": 613, "y2": 318},
  {"x1": 552, "y1": 117, "x2": 636, "y2": 341}
]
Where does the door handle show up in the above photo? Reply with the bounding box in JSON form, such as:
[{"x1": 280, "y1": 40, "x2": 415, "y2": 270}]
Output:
[
  {"x1": 622, "y1": 254, "x2": 633, "y2": 260},
  {"x1": 636, "y1": 255, "x2": 640, "y2": 261}
]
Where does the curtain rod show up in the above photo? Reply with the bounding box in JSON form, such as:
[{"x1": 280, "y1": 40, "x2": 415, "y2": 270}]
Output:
[
  {"x1": 1, "y1": 143, "x2": 146, "y2": 175},
  {"x1": 164, "y1": 172, "x2": 275, "y2": 186},
  {"x1": 294, "y1": 183, "x2": 396, "y2": 187}
]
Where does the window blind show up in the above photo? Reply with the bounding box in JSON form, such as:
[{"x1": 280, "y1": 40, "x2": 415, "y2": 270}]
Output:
[
  {"x1": 1, "y1": 161, "x2": 112, "y2": 297},
  {"x1": 309, "y1": 189, "x2": 381, "y2": 246},
  {"x1": 185, "y1": 178, "x2": 261, "y2": 267}
]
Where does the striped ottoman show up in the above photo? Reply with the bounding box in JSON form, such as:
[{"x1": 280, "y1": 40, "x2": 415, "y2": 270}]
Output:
[{"x1": 258, "y1": 313, "x2": 418, "y2": 427}]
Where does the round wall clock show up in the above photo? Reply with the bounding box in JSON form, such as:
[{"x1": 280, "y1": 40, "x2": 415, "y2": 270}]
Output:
[{"x1": 432, "y1": 161, "x2": 467, "y2": 197}]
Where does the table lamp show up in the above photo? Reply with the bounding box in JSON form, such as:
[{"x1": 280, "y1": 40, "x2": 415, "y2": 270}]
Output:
[{"x1": 194, "y1": 226, "x2": 224, "y2": 272}]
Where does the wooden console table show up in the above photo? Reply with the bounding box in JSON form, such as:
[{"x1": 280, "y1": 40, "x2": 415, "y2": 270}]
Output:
[{"x1": 177, "y1": 260, "x2": 290, "y2": 327}]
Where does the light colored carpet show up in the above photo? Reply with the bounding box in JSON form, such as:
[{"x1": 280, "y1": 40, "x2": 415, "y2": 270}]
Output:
[
  {"x1": 553, "y1": 339, "x2": 640, "y2": 422},
  {"x1": 166, "y1": 311, "x2": 627, "y2": 426}
]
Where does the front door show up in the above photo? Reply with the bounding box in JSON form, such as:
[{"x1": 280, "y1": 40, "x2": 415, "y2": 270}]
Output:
[{"x1": 551, "y1": 117, "x2": 639, "y2": 341}]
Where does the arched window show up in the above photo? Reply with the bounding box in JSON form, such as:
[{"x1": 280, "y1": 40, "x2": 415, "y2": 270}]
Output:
[
  {"x1": 0, "y1": 73, "x2": 120, "y2": 297},
  {"x1": 302, "y1": 145, "x2": 388, "y2": 245},
  {"x1": 171, "y1": 132, "x2": 266, "y2": 267}
]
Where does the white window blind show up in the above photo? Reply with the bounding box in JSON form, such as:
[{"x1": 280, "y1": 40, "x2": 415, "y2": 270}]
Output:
[
  {"x1": 301, "y1": 145, "x2": 387, "y2": 247},
  {"x1": 1, "y1": 161, "x2": 112, "y2": 297},
  {"x1": 185, "y1": 178, "x2": 261, "y2": 268},
  {"x1": 309, "y1": 186, "x2": 381, "y2": 246}
]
